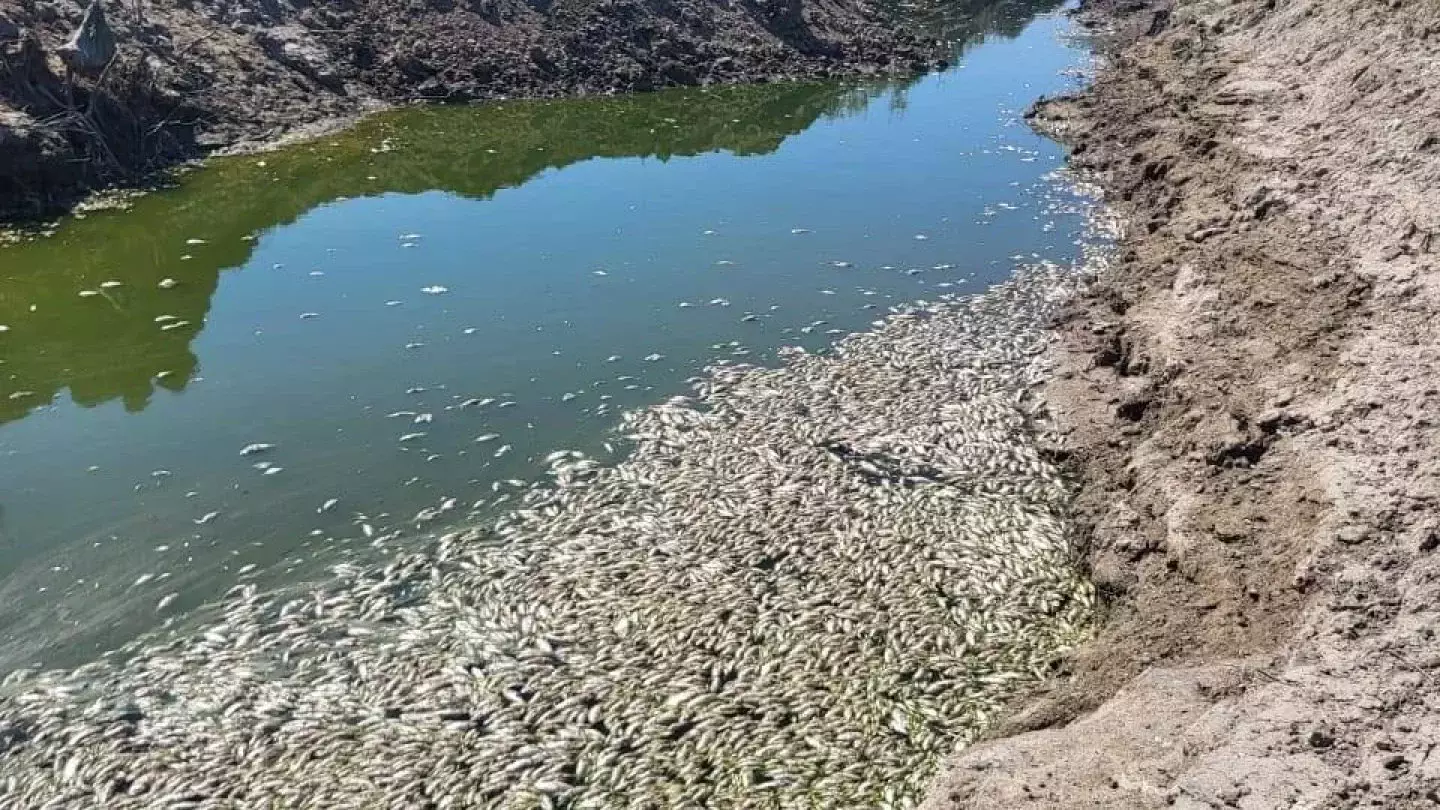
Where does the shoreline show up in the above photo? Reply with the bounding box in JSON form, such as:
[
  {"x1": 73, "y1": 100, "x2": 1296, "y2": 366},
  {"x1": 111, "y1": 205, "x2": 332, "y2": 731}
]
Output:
[
  {"x1": 924, "y1": 0, "x2": 1440, "y2": 805},
  {"x1": 0, "y1": 0, "x2": 948, "y2": 223}
]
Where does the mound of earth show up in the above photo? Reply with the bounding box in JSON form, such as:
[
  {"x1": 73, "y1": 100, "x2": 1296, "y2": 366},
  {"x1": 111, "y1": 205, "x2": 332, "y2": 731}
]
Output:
[
  {"x1": 924, "y1": 0, "x2": 1440, "y2": 807},
  {"x1": 0, "y1": 0, "x2": 936, "y2": 219}
]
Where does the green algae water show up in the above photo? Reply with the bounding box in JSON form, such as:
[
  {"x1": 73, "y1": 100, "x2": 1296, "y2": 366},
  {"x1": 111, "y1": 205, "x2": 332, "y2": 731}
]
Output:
[{"x1": 0, "y1": 1, "x2": 1089, "y2": 669}]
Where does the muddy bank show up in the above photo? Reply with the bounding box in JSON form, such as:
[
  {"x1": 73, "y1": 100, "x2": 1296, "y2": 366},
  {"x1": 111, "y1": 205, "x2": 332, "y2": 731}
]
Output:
[
  {"x1": 0, "y1": 0, "x2": 948, "y2": 221},
  {"x1": 923, "y1": 0, "x2": 1440, "y2": 806}
]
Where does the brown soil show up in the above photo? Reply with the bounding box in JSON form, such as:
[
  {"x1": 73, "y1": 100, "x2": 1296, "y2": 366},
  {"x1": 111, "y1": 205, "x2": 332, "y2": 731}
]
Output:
[
  {"x1": 923, "y1": 0, "x2": 1440, "y2": 807},
  {"x1": 0, "y1": 0, "x2": 939, "y2": 220}
]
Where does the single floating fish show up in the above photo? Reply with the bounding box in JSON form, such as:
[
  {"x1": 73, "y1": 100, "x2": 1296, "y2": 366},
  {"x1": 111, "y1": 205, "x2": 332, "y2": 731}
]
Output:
[
  {"x1": 194, "y1": 512, "x2": 219, "y2": 525},
  {"x1": 398, "y1": 433, "x2": 427, "y2": 443},
  {"x1": 240, "y1": 443, "x2": 275, "y2": 456},
  {"x1": 319, "y1": 498, "x2": 340, "y2": 513},
  {"x1": 421, "y1": 286, "x2": 449, "y2": 295}
]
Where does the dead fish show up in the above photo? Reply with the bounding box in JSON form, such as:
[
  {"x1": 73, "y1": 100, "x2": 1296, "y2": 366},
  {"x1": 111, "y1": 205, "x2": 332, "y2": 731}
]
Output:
[
  {"x1": 474, "y1": 434, "x2": 500, "y2": 443},
  {"x1": 194, "y1": 512, "x2": 220, "y2": 525},
  {"x1": 240, "y1": 443, "x2": 275, "y2": 456},
  {"x1": 398, "y1": 433, "x2": 427, "y2": 443},
  {"x1": 414, "y1": 413, "x2": 433, "y2": 424},
  {"x1": 318, "y1": 498, "x2": 340, "y2": 513},
  {"x1": 493, "y1": 445, "x2": 511, "y2": 458},
  {"x1": 156, "y1": 593, "x2": 179, "y2": 611},
  {"x1": 421, "y1": 286, "x2": 449, "y2": 295},
  {"x1": 100, "y1": 281, "x2": 122, "y2": 289}
]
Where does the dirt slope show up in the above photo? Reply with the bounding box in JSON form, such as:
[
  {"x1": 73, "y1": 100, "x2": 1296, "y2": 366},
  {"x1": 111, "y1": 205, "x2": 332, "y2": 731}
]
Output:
[
  {"x1": 0, "y1": 0, "x2": 935, "y2": 219},
  {"x1": 924, "y1": 0, "x2": 1440, "y2": 807}
]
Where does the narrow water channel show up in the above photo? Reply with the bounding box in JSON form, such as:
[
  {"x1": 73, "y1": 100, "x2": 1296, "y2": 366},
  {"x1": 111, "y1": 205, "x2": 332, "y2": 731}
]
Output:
[{"x1": 0, "y1": 0, "x2": 1084, "y2": 670}]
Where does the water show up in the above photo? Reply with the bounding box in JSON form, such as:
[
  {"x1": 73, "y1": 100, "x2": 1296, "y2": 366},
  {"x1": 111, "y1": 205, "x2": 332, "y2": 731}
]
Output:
[{"x1": 0, "y1": 0, "x2": 1087, "y2": 670}]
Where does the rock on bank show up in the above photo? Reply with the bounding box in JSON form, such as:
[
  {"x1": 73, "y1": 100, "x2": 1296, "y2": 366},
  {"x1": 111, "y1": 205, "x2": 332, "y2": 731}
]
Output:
[
  {"x1": 923, "y1": 0, "x2": 1440, "y2": 807},
  {"x1": 0, "y1": 0, "x2": 935, "y2": 220}
]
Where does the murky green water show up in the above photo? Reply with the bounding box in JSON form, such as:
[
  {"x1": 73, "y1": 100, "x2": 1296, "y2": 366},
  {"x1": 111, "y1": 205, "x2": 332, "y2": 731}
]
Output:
[{"x1": 0, "y1": 1, "x2": 1087, "y2": 669}]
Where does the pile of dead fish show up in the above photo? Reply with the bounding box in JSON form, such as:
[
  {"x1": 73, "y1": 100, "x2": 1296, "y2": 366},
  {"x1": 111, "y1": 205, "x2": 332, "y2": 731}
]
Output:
[{"x1": 0, "y1": 262, "x2": 1098, "y2": 810}]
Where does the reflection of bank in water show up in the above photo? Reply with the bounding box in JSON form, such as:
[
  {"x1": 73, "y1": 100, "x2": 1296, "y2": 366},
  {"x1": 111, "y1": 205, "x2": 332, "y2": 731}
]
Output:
[
  {"x1": 0, "y1": 80, "x2": 883, "y2": 430},
  {"x1": 0, "y1": 267, "x2": 209, "y2": 426}
]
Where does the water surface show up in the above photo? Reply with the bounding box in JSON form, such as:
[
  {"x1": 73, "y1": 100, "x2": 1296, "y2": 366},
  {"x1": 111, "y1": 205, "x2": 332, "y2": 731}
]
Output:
[{"x1": 0, "y1": 0, "x2": 1088, "y2": 669}]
